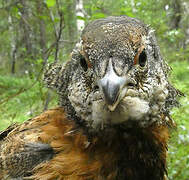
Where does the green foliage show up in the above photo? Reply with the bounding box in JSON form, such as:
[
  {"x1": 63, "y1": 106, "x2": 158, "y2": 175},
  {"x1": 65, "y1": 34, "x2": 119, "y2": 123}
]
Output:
[
  {"x1": 168, "y1": 60, "x2": 189, "y2": 180},
  {"x1": 0, "y1": 75, "x2": 57, "y2": 130},
  {"x1": 46, "y1": 0, "x2": 56, "y2": 8}
]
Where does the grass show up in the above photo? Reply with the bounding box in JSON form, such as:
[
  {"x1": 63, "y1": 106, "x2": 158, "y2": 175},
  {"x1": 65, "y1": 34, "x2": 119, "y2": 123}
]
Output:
[
  {"x1": 167, "y1": 60, "x2": 189, "y2": 180},
  {"x1": 0, "y1": 75, "x2": 57, "y2": 130}
]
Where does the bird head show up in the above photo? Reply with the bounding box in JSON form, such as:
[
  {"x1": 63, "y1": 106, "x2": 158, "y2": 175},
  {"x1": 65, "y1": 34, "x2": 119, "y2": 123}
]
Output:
[{"x1": 44, "y1": 16, "x2": 179, "y2": 132}]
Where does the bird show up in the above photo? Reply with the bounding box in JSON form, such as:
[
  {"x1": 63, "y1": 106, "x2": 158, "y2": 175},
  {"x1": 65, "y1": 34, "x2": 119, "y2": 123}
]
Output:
[{"x1": 0, "y1": 16, "x2": 180, "y2": 180}]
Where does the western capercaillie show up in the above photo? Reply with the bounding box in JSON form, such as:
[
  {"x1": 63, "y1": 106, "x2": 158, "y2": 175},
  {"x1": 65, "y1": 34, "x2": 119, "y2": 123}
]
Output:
[{"x1": 0, "y1": 16, "x2": 180, "y2": 180}]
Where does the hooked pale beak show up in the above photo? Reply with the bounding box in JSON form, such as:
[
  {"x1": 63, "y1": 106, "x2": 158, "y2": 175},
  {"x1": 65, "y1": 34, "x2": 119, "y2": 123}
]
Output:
[{"x1": 98, "y1": 59, "x2": 132, "y2": 111}]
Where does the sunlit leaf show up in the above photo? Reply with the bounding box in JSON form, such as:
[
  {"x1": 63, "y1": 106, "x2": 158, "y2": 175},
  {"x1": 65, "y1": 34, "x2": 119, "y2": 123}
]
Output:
[{"x1": 46, "y1": 0, "x2": 56, "y2": 8}]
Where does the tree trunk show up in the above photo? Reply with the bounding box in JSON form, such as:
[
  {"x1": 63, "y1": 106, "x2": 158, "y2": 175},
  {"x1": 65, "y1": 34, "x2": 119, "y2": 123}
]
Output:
[
  {"x1": 19, "y1": 0, "x2": 33, "y2": 58},
  {"x1": 169, "y1": 0, "x2": 189, "y2": 48},
  {"x1": 8, "y1": 15, "x2": 17, "y2": 74},
  {"x1": 169, "y1": 0, "x2": 182, "y2": 29},
  {"x1": 76, "y1": 0, "x2": 85, "y2": 35},
  {"x1": 36, "y1": 1, "x2": 47, "y2": 61},
  {"x1": 181, "y1": 1, "x2": 189, "y2": 48},
  {"x1": 65, "y1": 0, "x2": 77, "y2": 53}
]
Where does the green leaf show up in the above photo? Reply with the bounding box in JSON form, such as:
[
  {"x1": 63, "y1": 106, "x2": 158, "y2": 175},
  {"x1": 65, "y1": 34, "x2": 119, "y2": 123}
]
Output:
[
  {"x1": 77, "y1": 16, "x2": 86, "y2": 21},
  {"x1": 46, "y1": 0, "x2": 56, "y2": 8},
  {"x1": 92, "y1": 12, "x2": 105, "y2": 19}
]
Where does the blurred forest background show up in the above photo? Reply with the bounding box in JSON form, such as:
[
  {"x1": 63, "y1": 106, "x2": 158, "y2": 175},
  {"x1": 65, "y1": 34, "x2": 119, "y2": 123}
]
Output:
[{"x1": 0, "y1": 0, "x2": 188, "y2": 179}]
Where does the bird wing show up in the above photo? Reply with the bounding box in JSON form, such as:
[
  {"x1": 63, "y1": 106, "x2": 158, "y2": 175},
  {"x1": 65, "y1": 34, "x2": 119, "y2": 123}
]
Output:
[
  {"x1": 0, "y1": 110, "x2": 56, "y2": 179},
  {"x1": 0, "y1": 123, "x2": 18, "y2": 141}
]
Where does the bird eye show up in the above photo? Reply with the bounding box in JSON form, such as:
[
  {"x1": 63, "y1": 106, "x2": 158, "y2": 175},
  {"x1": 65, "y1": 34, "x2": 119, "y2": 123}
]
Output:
[
  {"x1": 80, "y1": 55, "x2": 88, "y2": 72},
  {"x1": 138, "y1": 50, "x2": 147, "y2": 67},
  {"x1": 133, "y1": 47, "x2": 147, "y2": 67}
]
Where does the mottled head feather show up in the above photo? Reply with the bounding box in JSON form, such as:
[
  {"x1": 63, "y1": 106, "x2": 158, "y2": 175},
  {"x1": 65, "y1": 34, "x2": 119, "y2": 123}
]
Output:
[{"x1": 44, "y1": 16, "x2": 180, "y2": 132}]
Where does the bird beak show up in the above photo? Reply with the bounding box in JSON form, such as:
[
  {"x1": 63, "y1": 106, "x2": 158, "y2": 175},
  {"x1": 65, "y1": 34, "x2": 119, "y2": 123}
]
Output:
[{"x1": 98, "y1": 59, "x2": 128, "y2": 111}]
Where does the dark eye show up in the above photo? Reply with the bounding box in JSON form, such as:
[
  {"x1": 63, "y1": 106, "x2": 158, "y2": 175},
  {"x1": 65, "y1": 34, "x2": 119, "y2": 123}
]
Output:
[
  {"x1": 80, "y1": 55, "x2": 88, "y2": 72},
  {"x1": 138, "y1": 50, "x2": 147, "y2": 67}
]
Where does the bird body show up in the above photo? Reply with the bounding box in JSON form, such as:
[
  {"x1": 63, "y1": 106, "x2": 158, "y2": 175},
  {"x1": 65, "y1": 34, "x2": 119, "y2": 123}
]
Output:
[
  {"x1": 0, "y1": 16, "x2": 179, "y2": 180},
  {"x1": 1, "y1": 108, "x2": 168, "y2": 180}
]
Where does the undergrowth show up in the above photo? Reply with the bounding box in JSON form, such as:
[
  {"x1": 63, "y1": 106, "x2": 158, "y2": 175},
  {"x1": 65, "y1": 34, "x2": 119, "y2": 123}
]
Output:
[{"x1": 0, "y1": 75, "x2": 57, "y2": 130}]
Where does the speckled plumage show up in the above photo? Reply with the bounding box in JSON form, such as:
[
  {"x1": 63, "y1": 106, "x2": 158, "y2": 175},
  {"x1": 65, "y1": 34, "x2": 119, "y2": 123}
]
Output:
[
  {"x1": 45, "y1": 16, "x2": 178, "y2": 131},
  {"x1": 0, "y1": 16, "x2": 180, "y2": 180}
]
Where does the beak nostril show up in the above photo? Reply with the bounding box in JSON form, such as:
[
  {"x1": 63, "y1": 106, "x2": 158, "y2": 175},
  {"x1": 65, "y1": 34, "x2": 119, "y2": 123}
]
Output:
[
  {"x1": 126, "y1": 79, "x2": 136, "y2": 87},
  {"x1": 94, "y1": 85, "x2": 99, "y2": 91},
  {"x1": 127, "y1": 82, "x2": 135, "y2": 87}
]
